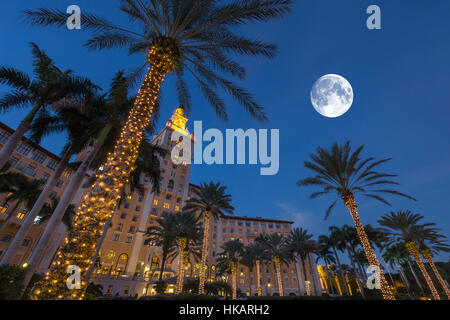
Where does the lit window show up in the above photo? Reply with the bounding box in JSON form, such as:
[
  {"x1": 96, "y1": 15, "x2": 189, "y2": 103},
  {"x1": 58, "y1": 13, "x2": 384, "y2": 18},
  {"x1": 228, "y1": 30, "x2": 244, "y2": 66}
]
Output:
[
  {"x1": 16, "y1": 211, "x2": 26, "y2": 220},
  {"x1": 0, "y1": 205, "x2": 8, "y2": 214},
  {"x1": 163, "y1": 203, "x2": 170, "y2": 209},
  {"x1": 175, "y1": 205, "x2": 180, "y2": 211},
  {"x1": 153, "y1": 199, "x2": 158, "y2": 205}
]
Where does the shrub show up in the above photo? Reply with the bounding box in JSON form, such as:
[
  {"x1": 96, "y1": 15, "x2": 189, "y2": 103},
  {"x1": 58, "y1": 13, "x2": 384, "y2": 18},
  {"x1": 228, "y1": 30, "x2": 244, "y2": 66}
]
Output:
[{"x1": 0, "y1": 265, "x2": 27, "y2": 300}]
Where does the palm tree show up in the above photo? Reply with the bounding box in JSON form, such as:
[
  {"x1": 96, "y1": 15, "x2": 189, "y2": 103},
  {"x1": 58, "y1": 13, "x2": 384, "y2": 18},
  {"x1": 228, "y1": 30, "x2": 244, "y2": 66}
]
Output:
[
  {"x1": 216, "y1": 239, "x2": 244, "y2": 299},
  {"x1": 297, "y1": 141, "x2": 415, "y2": 300},
  {"x1": 318, "y1": 234, "x2": 349, "y2": 296},
  {"x1": 287, "y1": 227, "x2": 318, "y2": 295},
  {"x1": 0, "y1": 173, "x2": 44, "y2": 235},
  {"x1": 0, "y1": 83, "x2": 99, "y2": 266},
  {"x1": 144, "y1": 212, "x2": 177, "y2": 282},
  {"x1": 315, "y1": 243, "x2": 336, "y2": 295},
  {"x1": 21, "y1": 71, "x2": 155, "y2": 290},
  {"x1": 329, "y1": 225, "x2": 366, "y2": 298},
  {"x1": 0, "y1": 42, "x2": 97, "y2": 169},
  {"x1": 35, "y1": 198, "x2": 76, "y2": 231},
  {"x1": 378, "y1": 210, "x2": 441, "y2": 299},
  {"x1": 24, "y1": 0, "x2": 292, "y2": 299},
  {"x1": 382, "y1": 244, "x2": 413, "y2": 296},
  {"x1": 240, "y1": 242, "x2": 267, "y2": 296},
  {"x1": 172, "y1": 210, "x2": 203, "y2": 294},
  {"x1": 414, "y1": 226, "x2": 450, "y2": 299},
  {"x1": 256, "y1": 233, "x2": 290, "y2": 296},
  {"x1": 184, "y1": 181, "x2": 233, "y2": 294}
]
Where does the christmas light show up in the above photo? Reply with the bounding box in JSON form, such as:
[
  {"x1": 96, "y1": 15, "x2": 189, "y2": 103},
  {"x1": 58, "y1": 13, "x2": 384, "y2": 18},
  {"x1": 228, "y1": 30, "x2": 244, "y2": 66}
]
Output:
[
  {"x1": 421, "y1": 248, "x2": 450, "y2": 299},
  {"x1": 342, "y1": 192, "x2": 395, "y2": 300},
  {"x1": 30, "y1": 45, "x2": 177, "y2": 299},
  {"x1": 198, "y1": 212, "x2": 211, "y2": 295},
  {"x1": 405, "y1": 242, "x2": 440, "y2": 300}
]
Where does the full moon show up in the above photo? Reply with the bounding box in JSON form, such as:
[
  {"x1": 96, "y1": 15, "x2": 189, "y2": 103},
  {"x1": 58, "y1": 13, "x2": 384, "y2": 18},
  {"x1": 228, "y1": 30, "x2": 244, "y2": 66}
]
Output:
[{"x1": 310, "y1": 74, "x2": 353, "y2": 118}]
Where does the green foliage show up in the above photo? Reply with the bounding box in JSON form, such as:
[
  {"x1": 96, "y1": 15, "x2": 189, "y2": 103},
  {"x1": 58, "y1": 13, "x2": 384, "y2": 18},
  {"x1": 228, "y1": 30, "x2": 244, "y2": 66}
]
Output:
[
  {"x1": 248, "y1": 295, "x2": 328, "y2": 300},
  {"x1": 84, "y1": 282, "x2": 104, "y2": 300},
  {"x1": 0, "y1": 265, "x2": 27, "y2": 300}
]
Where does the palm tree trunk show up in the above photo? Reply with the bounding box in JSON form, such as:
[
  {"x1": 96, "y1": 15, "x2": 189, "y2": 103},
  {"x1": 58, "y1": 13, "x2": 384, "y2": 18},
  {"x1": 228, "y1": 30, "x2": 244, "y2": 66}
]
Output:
[
  {"x1": 405, "y1": 242, "x2": 440, "y2": 300},
  {"x1": 407, "y1": 258, "x2": 425, "y2": 296},
  {"x1": 331, "y1": 246, "x2": 349, "y2": 295},
  {"x1": 20, "y1": 138, "x2": 103, "y2": 293},
  {"x1": 273, "y1": 256, "x2": 283, "y2": 296},
  {"x1": 176, "y1": 238, "x2": 187, "y2": 294},
  {"x1": 342, "y1": 193, "x2": 395, "y2": 300},
  {"x1": 326, "y1": 269, "x2": 335, "y2": 294},
  {"x1": 85, "y1": 218, "x2": 111, "y2": 282},
  {"x1": 28, "y1": 47, "x2": 171, "y2": 299},
  {"x1": 159, "y1": 252, "x2": 168, "y2": 282},
  {"x1": 344, "y1": 240, "x2": 366, "y2": 299},
  {"x1": 300, "y1": 258, "x2": 310, "y2": 295},
  {"x1": 0, "y1": 151, "x2": 71, "y2": 266},
  {"x1": 0, "y1": 103, "x2": 42, "y2": 170},
  {"x1": 256, "y1": 260, "x2": 262, "y2": 296},
  {"x1": 198, "y1": 211, "x2": 210, "y2": 295},
  {"x1": 307, "y1": 254, "x2": 319, "y2": 295},
  {"x1": 231, "y1": 263, "x2": 237, "y2": 299},
  {"x1": 421, "y1": 250, "x2": 450, "y2": 299}
]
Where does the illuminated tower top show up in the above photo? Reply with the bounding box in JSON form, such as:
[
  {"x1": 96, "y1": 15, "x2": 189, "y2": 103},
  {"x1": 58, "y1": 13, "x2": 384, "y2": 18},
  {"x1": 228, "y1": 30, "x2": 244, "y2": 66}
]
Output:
[{"x1": 166, "y1": 106, "x2": 188, "y2": 136}]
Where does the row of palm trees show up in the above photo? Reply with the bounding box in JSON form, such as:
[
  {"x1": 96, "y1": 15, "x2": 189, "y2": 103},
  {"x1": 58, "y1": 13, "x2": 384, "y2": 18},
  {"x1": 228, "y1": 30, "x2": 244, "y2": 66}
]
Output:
[
  {"x1": 316, "y1": 218, "x2": 449, "y2": 299},
  {"x1": 0, "y1": 43, "x2": 166, "y2": 294}
]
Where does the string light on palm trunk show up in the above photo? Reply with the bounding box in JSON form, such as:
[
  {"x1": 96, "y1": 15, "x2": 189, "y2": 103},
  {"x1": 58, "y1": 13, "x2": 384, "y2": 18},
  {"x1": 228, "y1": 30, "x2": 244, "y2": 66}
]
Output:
[
  {"x1": 342, "y1": 192, "x2": 395, "y2": 300},
  {"x1": 405, "y1": 242, "x2": 440, "y2": 300},
  {"x1": 198, "y1": 212, "x2": 210, "y2": 295},
  {"x1": 31, "y1": 45, "x2": 177, "y2": 300},
  {"x1": 421, "y1": 248, "x2": 450, "y2": 299},
  {"x1": 274, "y1": 256, "x2": 283, "y2": 296}
]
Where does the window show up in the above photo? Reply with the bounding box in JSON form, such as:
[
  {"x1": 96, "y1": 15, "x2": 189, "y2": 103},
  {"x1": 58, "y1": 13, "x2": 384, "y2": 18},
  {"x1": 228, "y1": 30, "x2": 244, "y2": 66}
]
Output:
[
  {"x1": 9, "y1": 156, "x2": 20, "y2": 167},
  {"x1": 116, "y1": 223, "x2": 123, "y2": 232},
  {"x1": 153, "y1": 199, "x2": 159, "y2": 205},
  {"x1": 245, "y1": 222, "x2": 251, "y2": 227},
  {"x1": 16, "y1": 143, "x2": 32, "y2": 155},
  {"x1": 125, "y1": 235, "x2": 132, "y2": 243},
  {"x1": 46, "y1": 159, "x2": 58, "y2": 171},
  {"x1": 132, "y1": 215, "x2": 138, "y2": 222},
  {"x1": 163, "y1": 203, "x2": 170, "y2": 209},
  {"x1": 239, "y1": 229, "x2": 242, "y2": 234},
  {"x1": 0, "y1": 205, "x2": 8, "y2": 214},
  {"x1": 128, "y1": 226, "x2": 135, "y2": 234},
  {"x1": 124, "y1": 203, "x2": 129, "y2": 209},
  {"x1": 238, "y1": 221, "x2": 243, "y2": 226},
  {"x1": 151, "y1": 208, "x2": 157, "y2": 216},
  {"x1": 41, "y1": 173, "x2": 50, "y2": 181},
  {"x1": 165, "y1": 194, "x2": 172, "y2": 200},
  {"x1": 31, "y1": 151, "x2": 46, "y2": 164},
  {"x1": 22, "y1": 239, "x2": 30, "y2": 247},
  {"x1": 124, "y1": 286, "x2": 129, "y2": 295},
  {"x1": 213, "y1": 234, "x2": 216, "y2": 239},
  {"x1": 176, "y1": 197, "x2": 181, "y2": 203},
  {"x1": 1, "y1": 235, "x2": 11, "y2": 242},
  {"x1": 230, "y1": 228, "x2": 234, "y2": 234},
  {"x1": 138, "y1": 196, "x2": 143, "y2": 202},
  {"x1": 107, "y1": 285, "x2": 112, "y2": 294},
  {"x1": 120, "y1": 213, "x2": 127, "y2": 219},
  {"x1": 23, "y1": 164, "x2": 37, "y2": 177},
  {"x1": 276, "y1": 224, "x2": 280, "y2": 229},
  {"x1": 175, "y1": 205, "x2": 180, "y2": 211},
  {"x1": 222, "y1": 228, "x2": 226, "y2": 233},
  {"x1": 55, "y1": 180, "x2": 63, "y2": 188},
  {"x1": 268, "y1": 224, "x2": 273, "y2": 229},
  {"x1": 16, "y1": 211, "x2": 26, "y2": 220},
  {"x1": 112, "y1": 233, "x2": 120, "y2": 241},
  {"x1": 48, "y1": 192, "x2": 57, "y2": 200},
  {"x1": 135, "y1": 206, "x2": 141, "y2": 212},
  {"x1": 0, "y1": 130, "x2": 10, "y2": 143}
]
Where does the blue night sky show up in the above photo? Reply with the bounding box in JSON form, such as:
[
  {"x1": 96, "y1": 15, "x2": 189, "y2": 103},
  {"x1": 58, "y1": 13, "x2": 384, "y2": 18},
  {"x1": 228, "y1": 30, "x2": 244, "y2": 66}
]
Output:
[{"x1": 1, "y1": 1, "x2": 449, "y2": 261}]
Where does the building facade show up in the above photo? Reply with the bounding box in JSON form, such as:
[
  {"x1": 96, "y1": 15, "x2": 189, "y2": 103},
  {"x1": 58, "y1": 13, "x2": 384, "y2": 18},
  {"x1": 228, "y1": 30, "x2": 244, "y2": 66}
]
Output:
[{"x1": 0, "y1": 108, "x2": 322, "y2": 298}]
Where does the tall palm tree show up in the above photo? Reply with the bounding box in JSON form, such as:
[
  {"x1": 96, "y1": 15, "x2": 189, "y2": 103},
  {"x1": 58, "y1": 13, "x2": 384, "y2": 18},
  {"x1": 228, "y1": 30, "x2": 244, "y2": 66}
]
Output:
[
  {"x1": 184, "y1": 181, "x2": 233, "y2": 294},
  {"x1": 240, "y1": 242, "x2": 267, "y2": 296},
  {"x1": 414, "y1": 226, "x2": 450, "y2": 299},
  {"x1": 315, "y1": 244, "x2": 336, "y2": 295},
  {"x1": 0, "y1": 84, "x2": 99, "y2": 266},
  {"x1": 329, "y1": 225, "x2": 366, "y2": 298},
  {"x1": 24, "y1": 0, "x2": 292, "y2": 299},
  {"x1": 144, "y1": 211, "x2": 177, "y2": 282},
  {"x1": 297, "y1": 141, "x2": 415, "y2": 300},
  {"x1": 0, "y1": 42, "x2": 97, "y2": 169},
  {"x1": 216, "y1": 239, "x2": 244, "y2": 299},
  {"x1": 318, "y1": 233, "x2": 349, "y2": 295},
  {"x1": 287, "y1": 227, "x2": 317, "y2": 295},
  {"x1": 35, "y1": 198, "x2": 76, "y2": 231},
  {"x1": 0, "y1": 173, "x2": 44, "y2": 235},
  {"x1": 378, "y1": 210, "x2": 441, "y2": 299},
  {"x1": 172, "y1": 210, "x2": 203, "y2": 294},
  {"x1": 256, "y1": 233, "x2": 290, "y2": 296}
]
